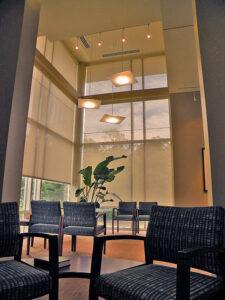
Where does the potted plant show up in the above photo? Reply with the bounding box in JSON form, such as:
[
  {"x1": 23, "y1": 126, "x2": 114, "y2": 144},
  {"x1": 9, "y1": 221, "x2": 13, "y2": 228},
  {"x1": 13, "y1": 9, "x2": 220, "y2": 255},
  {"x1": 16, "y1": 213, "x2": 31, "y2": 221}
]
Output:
[{"x1": 75, "y1": 155, "x2": 126, "y2": 208}]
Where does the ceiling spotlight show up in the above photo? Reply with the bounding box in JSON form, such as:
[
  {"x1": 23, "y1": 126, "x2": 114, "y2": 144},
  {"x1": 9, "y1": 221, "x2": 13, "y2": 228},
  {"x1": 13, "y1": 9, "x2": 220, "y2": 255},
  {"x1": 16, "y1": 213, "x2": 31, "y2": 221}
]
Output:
[
  {"x1": 100, "y1": 114, "x2": 126, "y2": 124},
  {"x1": 121, "y1": 28, "x2": 126, "y2": 43},
  {"x1": 108, "y1": 70, "x2": 137, "y2": 87},
  {"x1": 75, "y1": 36, "x2": 79, "y2": 50},
  {"x1": 147, "y1": 24, "x2": 151, "y2": 39},
  {"x1": 78, "y1": 98, "x2": 101, "y2": 109},
  {"x1": 98, "y1": 32, "x2": 102, "y2": 46}
]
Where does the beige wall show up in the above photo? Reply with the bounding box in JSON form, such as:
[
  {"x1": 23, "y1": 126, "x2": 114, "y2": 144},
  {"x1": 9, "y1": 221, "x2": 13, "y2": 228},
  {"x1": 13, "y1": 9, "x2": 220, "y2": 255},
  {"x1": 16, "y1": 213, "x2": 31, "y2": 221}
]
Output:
[{"x1": 170, "y1": 91, "x2": 208, "y2": 207}]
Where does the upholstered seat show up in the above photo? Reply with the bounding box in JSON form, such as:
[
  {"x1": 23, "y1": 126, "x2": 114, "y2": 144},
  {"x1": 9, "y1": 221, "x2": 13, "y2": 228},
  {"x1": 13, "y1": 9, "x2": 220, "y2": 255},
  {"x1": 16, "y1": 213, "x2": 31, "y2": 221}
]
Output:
[
  {"x1": 113, "y1": 214, "x2": 134, "y2": 221},
  {"x1": 112, "y1": 202, "x2": 137, "y2": 234},
  {"x1": 27, "y1": 200, "x2": 62, "y2": 255},
  {"x1": 135, "y1": 214, "x2": 150, "y2": 221},
  {"x1": 89, "y1": 206, "x2": 225, "y2": 300},
  {"x1": 0, "y1": 202, "x2": 58, "y2": 300},
  {"x1": 63, "y1": 225, "x2": 105, "y2": 236},
  {"x1": 30, "y1": 223, "x2": 59, "y2": 234},
  {"x1": 135, "y1": 202, "x2": 157, "y2": 233},
  {"x1": 0, "y1": 260, "x2": 51, "y2": 300},
  {"x1": 62, "y1": 202, "x2": 106, "y2": 253},
  {"x1": 95, "y1": 264, "x2": 222, "y2": 300}
]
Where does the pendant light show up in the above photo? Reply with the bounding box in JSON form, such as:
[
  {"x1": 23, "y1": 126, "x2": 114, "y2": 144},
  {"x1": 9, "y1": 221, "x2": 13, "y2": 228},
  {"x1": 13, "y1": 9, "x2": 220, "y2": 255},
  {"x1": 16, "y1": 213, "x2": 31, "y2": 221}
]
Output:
[
  {"x1": 108, "y1": 28, "x2": 137, "y2": 87},
  {"x1": 100, "y1": 105, "x2": 125, "y2": 124}
]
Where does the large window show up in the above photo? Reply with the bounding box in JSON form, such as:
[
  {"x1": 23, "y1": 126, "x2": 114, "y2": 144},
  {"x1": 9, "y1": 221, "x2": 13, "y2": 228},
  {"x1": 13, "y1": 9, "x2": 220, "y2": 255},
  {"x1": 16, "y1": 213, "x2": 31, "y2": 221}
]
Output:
[
  {"x1": 20, "y1": 176, "x2": 70, "y2": 217},
  {"x1": 82, "y1": 99, "x2": 173, "y2": 208},
  {"x1": 85, "y1": 56, "x2": 167, "y2": 96}
]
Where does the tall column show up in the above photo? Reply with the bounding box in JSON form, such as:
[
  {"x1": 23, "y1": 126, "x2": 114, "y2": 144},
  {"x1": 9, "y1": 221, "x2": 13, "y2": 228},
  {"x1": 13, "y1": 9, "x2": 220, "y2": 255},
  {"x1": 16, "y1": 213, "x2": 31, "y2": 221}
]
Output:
[
  {"x1": 0, "y1": 0, "x2": 40, "y2": 203},
  {"x1": 194, "y1": 0, "x2": 225, "y2": 207}
]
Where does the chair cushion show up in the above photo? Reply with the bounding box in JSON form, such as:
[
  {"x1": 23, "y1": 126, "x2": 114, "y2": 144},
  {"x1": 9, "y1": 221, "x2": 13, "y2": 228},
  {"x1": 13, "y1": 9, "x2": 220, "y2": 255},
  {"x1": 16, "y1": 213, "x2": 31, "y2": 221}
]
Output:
[
  {"x1": 136, "y1": 215, "x2": 150, "y2": 221},
  {"x1": 114, "y1": 215, "x2": 134, "y2": 221},
  {"x1": 30, "y1": 223, "x2": 59, "y2": 234},
  {"x1": 63, "y1": 225, "x2": 105, "y2": 236},
  {"x1": 0, "y1": 260, "x2": 51, "y2": 299},
  {"x1": 95, "y1": 264, "x2": 223, "y2": 300}
]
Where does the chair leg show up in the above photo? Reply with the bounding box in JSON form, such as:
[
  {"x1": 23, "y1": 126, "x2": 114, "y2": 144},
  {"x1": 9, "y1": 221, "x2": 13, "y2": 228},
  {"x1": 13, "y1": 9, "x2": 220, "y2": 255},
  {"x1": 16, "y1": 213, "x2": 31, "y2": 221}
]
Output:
[
  {"x1": 112, "y1": 217, "x2": 114, "y2": 234},
  {"x1": 103, "y1": 231, "x2": 106, "y2": 254},
  {"x1": 27, "y1": 236, "x2": 30, "y2": 255},
  {"x1": 31, "y1": 236, "x2": 34, "y2": 247},
  {"x1": 117, "y1": 220, "x2": 119, "y2": 232},
  {"x1": 49, "y1": 281, "x2": 58, "y2": 300},
  {"x1": 71, "y1": 236, "x2": 74, "y2": 251},
  {"x1": 44, "y1": 238, "x2": 47, "y2": 249},
  {"x1": 73, "y1": 236, "x2": 76, "y2": 252},
  {"x1": 71, "y1": 235, "x2": 76, "y2": 252},
  {"x1": 89, "y1": 279, "x2": 98, "y2": 300},
  {"x1": 59, "y1": 234, "x2": 63, "y2": 256}
]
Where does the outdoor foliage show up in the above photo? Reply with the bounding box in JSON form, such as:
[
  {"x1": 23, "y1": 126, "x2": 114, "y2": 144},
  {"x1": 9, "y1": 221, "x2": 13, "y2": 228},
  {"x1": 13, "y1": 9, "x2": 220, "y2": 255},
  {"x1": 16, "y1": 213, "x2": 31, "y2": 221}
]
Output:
[{"x1": 75, "y1": 155, "x2": 127, "y2": 207}]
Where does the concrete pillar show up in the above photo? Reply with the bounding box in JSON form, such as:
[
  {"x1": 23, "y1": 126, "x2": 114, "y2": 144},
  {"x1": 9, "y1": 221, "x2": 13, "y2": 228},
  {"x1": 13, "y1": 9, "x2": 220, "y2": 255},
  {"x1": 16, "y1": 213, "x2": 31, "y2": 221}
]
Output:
[
  {"x1": 0, "y1": 0, "x2": 40, "y2": 203},
  {"x1": 194, "y1": 0, "x2": 225, "y2": 207}
]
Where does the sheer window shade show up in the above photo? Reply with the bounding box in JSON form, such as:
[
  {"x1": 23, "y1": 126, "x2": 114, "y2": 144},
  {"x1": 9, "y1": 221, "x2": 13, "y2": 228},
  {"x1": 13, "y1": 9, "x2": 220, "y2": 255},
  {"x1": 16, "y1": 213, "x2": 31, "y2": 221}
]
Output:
[
  {"x1": 82, "y1": 99, "x2": 173, "y2": 206},
  {"x1": 22, "y1": 67, "x2": 75, "y2": 184},
  {"x1": 144, "y1": 56, "x2": 168, "y2": 89}
]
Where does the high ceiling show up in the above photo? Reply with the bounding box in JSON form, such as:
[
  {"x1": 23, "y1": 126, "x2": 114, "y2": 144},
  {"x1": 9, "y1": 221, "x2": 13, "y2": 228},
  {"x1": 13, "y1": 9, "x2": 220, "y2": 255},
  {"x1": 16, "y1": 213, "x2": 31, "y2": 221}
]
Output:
[
  {"x1": 64, "y1": 22, "x2": 165, "y2": 64},
  {"x1": 38, "y1": 0, "x2": 162, "y2": 40},
  {"x1": 38, "y1": 0, "x2": 199, "y2": 93}
]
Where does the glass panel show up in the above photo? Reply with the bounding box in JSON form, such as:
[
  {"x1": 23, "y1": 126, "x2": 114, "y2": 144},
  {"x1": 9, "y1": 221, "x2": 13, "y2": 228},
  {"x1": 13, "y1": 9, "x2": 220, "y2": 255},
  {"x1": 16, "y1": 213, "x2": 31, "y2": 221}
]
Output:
[
  {"x1": 20, "y1": 177, "x2": 25, "y2": 211},
  {"x1": 133, "y1": 102, "x2": 144, "y2": 140},
  {"x1": 144, "y1": 56, "x2": 168, "y2": 89},
  {"x1": 145, "y1": 140, "x2": 173, "y2": 205},
  {"x1": 83, "y1": 103, "x2": 131, "y2": 143},
  {"x1": 145, "y1": 99, "x2": 170, "y2": 139},
  {"x1": 132, "y1": 59, "x2": 142, "y2": 90},
  {"x1": 132, "y1": 143, "x2": 145, "y2": 203},
  {"x1": 85, "y1": 61, "x2": 131, "y2": 95},
  {"x1": 41, "y1": 179, "x2": 70, "y2": 205}
]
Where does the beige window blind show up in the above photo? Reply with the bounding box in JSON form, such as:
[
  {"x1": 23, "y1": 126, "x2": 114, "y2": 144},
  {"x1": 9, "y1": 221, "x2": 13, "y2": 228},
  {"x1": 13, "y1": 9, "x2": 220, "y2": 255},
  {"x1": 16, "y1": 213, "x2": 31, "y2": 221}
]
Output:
[{"x1": 22, "y1": 67, "x2": 75, "y2": 184}]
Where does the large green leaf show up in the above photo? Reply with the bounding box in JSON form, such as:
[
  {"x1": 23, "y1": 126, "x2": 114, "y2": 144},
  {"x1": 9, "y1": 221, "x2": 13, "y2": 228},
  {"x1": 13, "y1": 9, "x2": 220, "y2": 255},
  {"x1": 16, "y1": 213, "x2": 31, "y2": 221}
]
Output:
[
  {"x1": 94, "y1": 156, "x2": 126, "y2": 176},
  {"x1": 75, "y1": 188, "x2": 84, "y2": 197},
  {"x1": 79, "y1": 166, "x2": 92, "y2": 186},
  {"x1": 106, "y1": 166, "x2": 125, "y2": 182}
]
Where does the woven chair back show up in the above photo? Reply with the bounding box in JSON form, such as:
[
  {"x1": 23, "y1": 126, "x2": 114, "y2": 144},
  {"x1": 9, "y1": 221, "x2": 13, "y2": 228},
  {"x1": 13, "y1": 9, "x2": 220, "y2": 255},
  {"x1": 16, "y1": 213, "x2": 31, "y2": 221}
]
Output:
[
  {"x1": 30, "y1": 200, "x2": 61, "y2": 224},
  {"x1": 118, "y1": 202, "x2": 136, "y2": 215},
  {"x1": 63, "y1": 202, "x2": 96, "y2": 227},
  {"x1": 147, "y1": 205, "x2": 225, "y2": 275},
  {"x1": 0, "y1": 202, "x2": 19, "y2": 257},
  {"x1": 138, "y1": 202, "x2": 158, "y2": 215}
]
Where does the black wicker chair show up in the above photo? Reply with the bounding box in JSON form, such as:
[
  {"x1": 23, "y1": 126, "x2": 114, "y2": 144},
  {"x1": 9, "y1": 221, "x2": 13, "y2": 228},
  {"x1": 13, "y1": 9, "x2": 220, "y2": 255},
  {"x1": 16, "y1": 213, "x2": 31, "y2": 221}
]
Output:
[
  {"x1": 27, "y1": 200, "x2": 63, "y2": 255},
  {"x1": 135, "y1": 202, "x2": 158, "y2": 233},
  {"x1": 61, "y1": 202, "x2": 106, "y2": 254},
  {"x1": 0, "y1": 202, "x2": 58, "y2": 299},
  {"x1": 89, "y1": 205, "x2": 225, "y2": 300},
  {"x1": 112, "y1": 202, "x2": 136, "y2": 234}
]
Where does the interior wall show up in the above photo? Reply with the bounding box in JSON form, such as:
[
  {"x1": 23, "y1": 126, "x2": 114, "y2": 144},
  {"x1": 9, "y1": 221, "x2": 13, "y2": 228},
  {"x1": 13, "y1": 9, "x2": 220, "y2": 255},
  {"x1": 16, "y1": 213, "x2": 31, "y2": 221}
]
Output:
[{"x1": 170, "y1": 91, "x2": 208, "y2": 207}]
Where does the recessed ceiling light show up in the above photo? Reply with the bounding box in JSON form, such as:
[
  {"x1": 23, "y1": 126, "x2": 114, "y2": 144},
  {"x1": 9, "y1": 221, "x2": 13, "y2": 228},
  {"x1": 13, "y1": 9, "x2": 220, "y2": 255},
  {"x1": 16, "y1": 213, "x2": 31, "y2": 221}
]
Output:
[
  {"x1": 78, "y1": 99, "x2": 101, "y2": 109},
  {"x1": 108, "y1": 70, "x2": 137, "y2": 87},
  {"x1": 100, "y1": 114, "x2": 126, "y2": 124}
]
